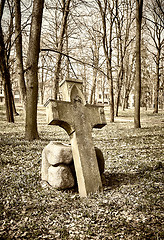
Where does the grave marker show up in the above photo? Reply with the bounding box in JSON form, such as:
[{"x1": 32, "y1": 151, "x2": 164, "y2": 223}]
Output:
[{"x1": 45, "y1": 79, "x2": 106, "y2": 197}]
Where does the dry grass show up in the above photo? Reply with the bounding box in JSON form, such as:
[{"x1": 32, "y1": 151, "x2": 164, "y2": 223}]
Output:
[{"x1": 0, "y1": 104, "x2": 164, "y2": 239}]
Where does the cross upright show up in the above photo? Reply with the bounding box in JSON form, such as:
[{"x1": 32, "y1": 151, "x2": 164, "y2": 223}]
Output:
[{"x1": 45, "y1": 79, "x2": 106, "y2": 198}]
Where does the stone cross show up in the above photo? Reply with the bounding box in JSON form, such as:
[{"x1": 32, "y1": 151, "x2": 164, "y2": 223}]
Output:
[{"x1": 45, "y1": 79, "x2": 106, "y2": 197}]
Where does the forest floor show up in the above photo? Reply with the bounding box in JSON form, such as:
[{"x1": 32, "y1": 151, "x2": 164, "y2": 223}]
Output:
[{"x1": 0, "y1": 104, "x2": 164, "y2": 240}]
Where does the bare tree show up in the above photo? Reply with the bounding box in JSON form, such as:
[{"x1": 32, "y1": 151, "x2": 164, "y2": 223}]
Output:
[
  {"x1": 122, "y1": 50, "x2": 135, "y2": 109},
  {"x1": 115, "y1": 0, "x2": 135, "y2": 116},
  {"x1": 146, "y1": 0, "x2": 164, "y2": 113},
  {"x1": 0, "y1": 0, "x2": 14, "y2": 122},
  {"x1": 53, "y1": 0, "x2": 71, "y2": 99},
  {"x1": 25, "y1": 0, "x2": 44, "y2": 140},
  {"x1": 96, "y1": 0, "x2": 115, "y2": 122},
  {"x1": 14, "y1": 0, "x2": 26, "y2": 109},
  {"x1": 115, "y1": 0, "x2": 124, "y2": 116},
  {"x1": 154, "y1": 0, "x2": 164, "y2": 25},
  {"x1": 88, "y1": 24, "x2": 101, "y2": 104},
  {"x1": 134, "y1": 0, "x2": 143, "y2": 128}
]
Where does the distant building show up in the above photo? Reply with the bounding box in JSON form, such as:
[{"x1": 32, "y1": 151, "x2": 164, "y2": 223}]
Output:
[{"x1": 95, "y1": 79, "x2": 110, "y2": 105}]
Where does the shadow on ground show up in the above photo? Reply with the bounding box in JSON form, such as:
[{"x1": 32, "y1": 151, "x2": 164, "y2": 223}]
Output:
[
  {"x1": 102, "y1": 171, "x2": 139, "y2": 190},
  {"x1": 102, "y1": 162, "x2": 163, "y2": 191}
]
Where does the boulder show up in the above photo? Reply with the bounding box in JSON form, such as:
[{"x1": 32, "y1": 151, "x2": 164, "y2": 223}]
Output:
[
  {"x1": 41, "y1": 142, "x2": 105, "y2": 190},
  {"x1": 48, "y1": 165, "x2": 75, "y2": 189},
  {"x1": 44, "y1": 141, "x2": 72, "y2": 165},
  {"x1": 41, "y1": 142, "x2": 72, "y2": 181}
]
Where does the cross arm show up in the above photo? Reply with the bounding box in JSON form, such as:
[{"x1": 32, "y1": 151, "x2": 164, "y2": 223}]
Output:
[
  {"x1": 45, "y1": 99, "x2": 75, "y2": 135},
  {"x1": 86, "y1": 104, "x2": 107, "y2": 129}
]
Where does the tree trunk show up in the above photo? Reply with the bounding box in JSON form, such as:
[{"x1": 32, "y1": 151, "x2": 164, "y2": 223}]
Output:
[
  {"x1": 89, "y1": 79, "x2": 96, "y2": 104},
  {"x1": 2, "y1": 64, "x2": 14, "y2": 122},
  {"x1": 154, "y1": 48, "x2": 160, "y2": 113},
  {"x1": 11, "y1": 91, "x2": 19, "y2": 115},
  {"x1": 97, "y1": 0, "x2": 114, "y2": 122},
  {"x1": 115, "y1": 67, "x2": 124, "y2": 116},
  {"x1": 25, "y1": 0, "x2": 44, "y2": 140},
  {"x1": 0, "y1": 0, "x2": 14, "y2": 122},
  {"x1": 89, "y1": 53, "x2": 99, "y2": 104},
  {"x1": 53, "y1": 0, "x2": 71, "y2": 99},
  {"x1": 146, "y1": 0, "x2": 163, "y2": 113},
  {"x1": 123, "y1": 52, "x2": 135, "y2": 110},
  {"x1": 40, "y1": 67, "x2": 44, "y2": 105},
  {"x1": 83, "y1": 64, "x2": 87, "y2": 101},
  {"x1": 107, "y1": 20, "x2": 114, "y2": 123},
  {"x1": 115, "y1": 0, "x2": 124, "y2": 117},
  {"x1": 108, "y1": 60, "x2": 114, "y2": 122},
  {"x1": 134, "y1": 0, "x2": 143, "y2": 128},
  {"x1": 65, "y1": 24, "x2": 70, "y2": 79},
  {"x1": 14, "y1": 0, "x2": 26, "y2": 109}
]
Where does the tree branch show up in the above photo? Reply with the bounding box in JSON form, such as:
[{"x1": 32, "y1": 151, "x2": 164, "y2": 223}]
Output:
[{"x1": 40, "y1": 48, "x2": 108, "y2": 78}]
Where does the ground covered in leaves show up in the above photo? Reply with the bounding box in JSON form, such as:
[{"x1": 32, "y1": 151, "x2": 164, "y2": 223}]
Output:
[{"x1": 0, "y1": 104, "x2": 164, "y2": 239}]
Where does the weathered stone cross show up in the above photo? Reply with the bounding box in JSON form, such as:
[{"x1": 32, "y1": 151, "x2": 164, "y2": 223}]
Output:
[{"x1": 45, "y1": 79, "x2": 106, "y2": 197}]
